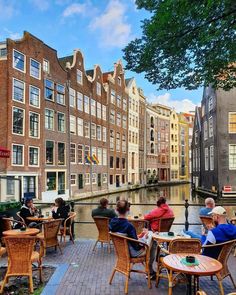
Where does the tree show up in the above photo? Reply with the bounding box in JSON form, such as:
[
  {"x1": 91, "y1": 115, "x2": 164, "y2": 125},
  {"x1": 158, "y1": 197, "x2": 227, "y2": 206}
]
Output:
[{"x1": 123, "y1": 0, "x2": 236, "y2": 90}]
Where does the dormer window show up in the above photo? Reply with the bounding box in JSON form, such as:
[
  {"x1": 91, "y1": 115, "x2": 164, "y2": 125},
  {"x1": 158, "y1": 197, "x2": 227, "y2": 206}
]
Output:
[{"x1": 77, "y1": 69, "x2": 83, "y2": 85}]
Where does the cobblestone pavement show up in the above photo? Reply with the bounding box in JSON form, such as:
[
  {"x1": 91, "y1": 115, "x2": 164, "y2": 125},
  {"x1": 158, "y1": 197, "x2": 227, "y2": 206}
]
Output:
[{"x1": 41, "y1": 239, "x2": 236, "y2": 295}]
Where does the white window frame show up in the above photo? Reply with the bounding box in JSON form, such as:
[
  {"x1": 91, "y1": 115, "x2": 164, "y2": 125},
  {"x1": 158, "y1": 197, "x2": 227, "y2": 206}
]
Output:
[
  {"x1": 29, "y1": 111, "x2": 40, "y2": 138},
  {"x1": 209, "y1": 116, "x2": 213, "y2": 138},
  {"x1": 45, "y1": 108, "x2": 54, "y2": 131},
  {"x1": 77, "y1": 144, "x2": 84, "y2": 164},
  {"x1": 77, "y1": 92, "x2": 83, "y2": 111},
  {"x1": 70, "y1": 115, "x2": 76, "y2": 134},
  {"x1": 102, "y1": 173, "x2": 107, "y2": 183},
  {"x1": 91, "y1": 99, "x2": 96, "y2": 117},
  {"x1": 70, "y1": 143, "x2": 76, "y2": 164},
  {"x1": 69, "y1": 88, "x2": 76, "y2": 108},
  {"x1": 96, "y1": 82, "x2": 101, "y2": 96},
  {"x1": 12, "y1": 78, "x2": 25, "y2": 104},
  {"x1": 30, "y1": 58, "x2": 41, "y2": 80},
  {"x1": 228, "y1": 112, "x2": 236, "y2": 134},
  {"x1": 102, "y1": 126, "x2": 107, "y2": 142},
  {"x1": 97, "y1": 148, "x2": 102, "y2": 165},
  {"x1": 29, "y1": 85, "x2": 40, "y2": 108},
  {"x1": 102, "y1": 105, "x2": 107, "y2": 121},
  {"x1": 210, "y1": 145, "x2": 214, "y2": 171},
  {"x1": 13, "y1": 49, "x2": 26, "y2": 73},
  {"x1": 43, "y1": 59, "x2": 50, "y2": 73},
  {"x1": 12, "y1": 106, "x2": 25, "y2": 136},
  {"x1": 77, "y1": 118, "x2": 83, "y2": 137},
  {"x1": 97, "y1": 125, "x2": 101, "y2": 141},
  {"x1": 77, "y1": 69, "x2": 83, "y2": 85},
  {"x1": 84, "y1": 96, "x2": 90, "y2": 114},
  {"x1": 91, "y1": 123, "x2": 96, "y2": 140},
  {"x1": 85, "y1": 173, "x2": 90, "y2": 185},
  {"x1": 84, "y1": 122, "x2": 90, "y2": 138},
  {"x1": 57, "y1": 112, "x2": 65, "y2": 133},
  {"x1": 97, "y1": 102, "x2": 101, "y2": 119},
  {"x1": 70, "y1": 174, "x2": 77, "y2": 186},
  {"x1": 229, "y1": 144, "x2": 236, "y2": 170},
  {"x1": 45, "y1": 140, "x2": 55, "y2": 165},
  {"x1": 204, "y1": 147, "x2": 209, "y2": 171},
  {"x1": 44, "y1": 78, "x2": 54, "y2": 101},
  {"x1": 28, "y1": 146, "x2": 39, "y2": 167},
  {"x1": 92, "y1": 173, "x2": 97, "y2": 184},
  {"x1": 12, "y1": 144, "x2": 24, "y2": 166},
  {"x1": 103, "y1": 148, "x2": 107, "y2": 166}
]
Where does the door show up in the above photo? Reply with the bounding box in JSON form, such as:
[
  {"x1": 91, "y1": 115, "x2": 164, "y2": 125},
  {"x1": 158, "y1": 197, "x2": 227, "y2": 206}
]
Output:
[
  {"x1": 97, "y1": 174, "x2": 101, "y2": 187},
  {"x1": 78, "y1": 174, "x2": 83, "y2": 189}
]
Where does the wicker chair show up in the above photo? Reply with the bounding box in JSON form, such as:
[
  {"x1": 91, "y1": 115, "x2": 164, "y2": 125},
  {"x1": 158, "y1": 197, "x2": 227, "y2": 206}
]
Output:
[
  {"x1": 129, "y1": 219, "x2": 148, "y2": 235},
  {"x1": 109, "y1": 232, "x2": 152, "y2": 294},
  {"x1": 16, "y1": 211, "x2": 27, "y2": 225},
  {"x1": 156, "y1": 238, "x2": 202, "y2": 287},
  {"x1": 37, "y1": 219, "x2": 62, "y2": 256},
  {"x1": 199, "y1": 216, "x2": 214, "y2": 229},
  {"x1": 93, "y1": 217, "x2": 111, "y2": 253},
  {"x1": 150, "y1": 217, "x2": 175, "y2": 232},
  {"x1": 2, "y1": 217, "x2": 25, "y2": 231},
  {"x1": 58, "y1": 212, "x2": 76, "y2": 245},
  {"x1": 202, "y1": 239, "x2": 236, "y2": 294},
  {"x1": 0, "y1": 235, "x2": 43, "y2": 294}
]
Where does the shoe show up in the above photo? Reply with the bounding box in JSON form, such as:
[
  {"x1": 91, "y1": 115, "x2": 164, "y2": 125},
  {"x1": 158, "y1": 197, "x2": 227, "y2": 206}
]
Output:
[{"x1": 146, "y1": 272, "x2": 156, "y2": 280}]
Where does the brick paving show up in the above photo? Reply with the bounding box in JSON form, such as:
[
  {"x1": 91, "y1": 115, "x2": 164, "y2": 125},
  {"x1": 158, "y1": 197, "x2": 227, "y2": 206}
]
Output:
[{"x1": 41, "y1": 239, "x2": 236, "y2": 295}]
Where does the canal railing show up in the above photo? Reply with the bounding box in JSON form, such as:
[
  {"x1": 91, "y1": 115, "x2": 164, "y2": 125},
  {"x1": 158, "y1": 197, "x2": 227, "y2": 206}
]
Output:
[{"x1": 34, "y1": 199, "x2": 236, "y2": 237}]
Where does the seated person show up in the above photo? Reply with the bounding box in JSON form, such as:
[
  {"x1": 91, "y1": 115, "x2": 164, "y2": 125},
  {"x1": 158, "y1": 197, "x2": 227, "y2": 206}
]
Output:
[
  {"x1": 109, "y1": 200, "x2": 155, "y2": 279},
  {"x1": 19, "y1": 198, "x2": 39, "y2": 228},
  {"x1": 51, "y1": 197, "x2": 70, "y2": 226},
  {"x1": 144, "y1": 196, "x2": 174, "y2": 232},
  {"x1": 199, "y1": 197, "x2": 215, "y2": 216},
  {"x1": 91, "y1": 198, "x2": 117, "y2": 219}
]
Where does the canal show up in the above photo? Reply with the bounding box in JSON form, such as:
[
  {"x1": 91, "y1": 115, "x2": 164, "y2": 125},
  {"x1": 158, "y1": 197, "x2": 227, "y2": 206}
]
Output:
[{"x1": 72, "y1": 183, "x2": 236, "y2": 239}]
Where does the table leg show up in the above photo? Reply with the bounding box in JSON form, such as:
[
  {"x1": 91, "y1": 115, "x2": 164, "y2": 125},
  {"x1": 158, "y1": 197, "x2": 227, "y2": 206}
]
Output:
[
  {"x1": 168, "y1": 270, "x2": 173, "y2": 295},
  {"x1": 186, "y1": 274, "x2": 192, "y2": 295}
]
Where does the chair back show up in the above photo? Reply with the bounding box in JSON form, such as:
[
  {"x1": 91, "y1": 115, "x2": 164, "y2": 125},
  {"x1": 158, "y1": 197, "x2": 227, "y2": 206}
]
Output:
[
  {"x1": 110, "y1": 232, "x2": 130, "y2": 273},
  {"x1": 4, "y1": 235, "x2": 36, "y2": 274},
  {"x1": 2, "y1": 218, "x2": 12, "y2": 231},
  {"x1": 66, "y1": 212, "x2": 76, "y2": 225},
  {"x1": 159, "y1": 217, "x2": 175, "y2": 232},
  {"x1": 129, "y1": 219, "x2": 148, "y2": 235},
  {"x1": 16, "y1": 212, "x2": 26, "y2": 225},
  {"x1": 42, "y1": 219, "x2": 61, "y2": 247},
  {"x1": 169, "y1": 238, "x2": 202, "y2": 254},
  {"x1": 200, "y1": 216, "x2": 214, "y2": 229},
  {"x1": 93, "y1": 217, "x2": 110, "y2": 242}
]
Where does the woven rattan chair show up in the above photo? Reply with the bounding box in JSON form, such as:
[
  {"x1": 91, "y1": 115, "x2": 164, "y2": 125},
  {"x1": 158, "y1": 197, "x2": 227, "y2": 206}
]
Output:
[
  {"x1": 58, "y1": 212, "x2": 76, "y2": 245},
  {"x1": 16, "y1": 211, "x2": 27, "y2": 225},
  {"x1": 37, "y1": 219, "x2": 62, "y2": 256},
  {"x1": 158, "y1": 217, "x2": 175, "y2": 232},
  {"x1": 202, "y1": 239, "x2": 236, "y2": 294},
  {"x1": 109, "y1": 232, "x2": 152, "y2": 294},
  {"x1": 93, "y1": 216, "x2": 111, "y2": 253},
  {"x1": 0, "y1": 235, "x2": 43, "y2": 294},
  {"x1": 129, "y1": 219, "x2": 148, "y2": 235},
  {"x1": 200, "y1": 216, "x2": 214, "y2": 229},
  {"x1": 156, "y1": 238, "x2": 202, "y2": 287},
  {"x1": 2, "y1": 217, "x2": 25, "y2": 231}
]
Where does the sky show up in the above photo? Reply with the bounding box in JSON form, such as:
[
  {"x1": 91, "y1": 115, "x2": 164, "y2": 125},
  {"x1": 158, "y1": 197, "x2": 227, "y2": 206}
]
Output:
[{"x1": 0, "y1": 0, "x2": 202, "y2": 113}]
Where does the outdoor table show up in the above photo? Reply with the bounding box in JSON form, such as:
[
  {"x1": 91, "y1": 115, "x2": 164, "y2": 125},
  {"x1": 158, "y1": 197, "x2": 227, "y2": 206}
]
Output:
[
  {"x1": 27, "y1": 216, "x2": 53, "y2": 222},
  {"x1": 162, "y1": 253, "x2": 223, "y2": 295},
  {"x1": 152, "y1": 232, "x2": 190, "y2": 243},
  {"x1": 2, "y1": 228, "x2": 40, "y2": 236}
]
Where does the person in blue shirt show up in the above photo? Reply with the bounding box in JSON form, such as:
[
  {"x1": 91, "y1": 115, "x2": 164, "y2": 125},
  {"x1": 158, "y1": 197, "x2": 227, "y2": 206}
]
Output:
[{"x1": 199, "y1": 198, "x2": 215, "y2": 216}]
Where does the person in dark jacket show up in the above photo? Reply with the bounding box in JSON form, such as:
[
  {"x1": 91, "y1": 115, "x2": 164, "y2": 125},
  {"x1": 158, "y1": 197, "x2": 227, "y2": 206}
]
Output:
[
  {"x1": 91, "y1": 198, "x2": 117, "y2": 219},
  {"x1": 19, "y1": 198, "x2": 39, "y2": 227},
  {"x1": 52, "y1": 197, "x2": 70, "y2": 226}
]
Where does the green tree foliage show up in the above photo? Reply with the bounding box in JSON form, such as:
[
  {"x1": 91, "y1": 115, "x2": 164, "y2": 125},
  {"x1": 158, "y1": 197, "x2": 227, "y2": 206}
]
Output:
[{"x1": 123, "y1": 0, "x2": 236, "y2": 90}]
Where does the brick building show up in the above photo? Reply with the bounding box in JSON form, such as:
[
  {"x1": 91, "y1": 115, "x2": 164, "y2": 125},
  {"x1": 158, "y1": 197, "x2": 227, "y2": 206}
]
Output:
[{"x1": 138, "y1": 88, "x2": 146, "y2": 185}]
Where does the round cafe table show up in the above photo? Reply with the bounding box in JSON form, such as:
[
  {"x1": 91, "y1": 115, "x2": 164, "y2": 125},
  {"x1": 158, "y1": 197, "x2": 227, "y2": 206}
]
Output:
[
  {"x1": 152, "y1": 232, "x2": 190, "y2": 243},
  {"x1": 3, "y1": 228, "x2": 40, "y2": 236},
  {"x1": 162, "y1": 253, "x2": 223, "y2": 295},
  {"x1": 27, "y1": 216, "x2": 53, "y2": 222}
]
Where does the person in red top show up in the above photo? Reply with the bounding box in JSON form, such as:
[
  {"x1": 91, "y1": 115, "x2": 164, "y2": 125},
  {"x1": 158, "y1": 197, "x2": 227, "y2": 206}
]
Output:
[{"x1": 144, "y1": 196, "x2": 174, "y2": 232}]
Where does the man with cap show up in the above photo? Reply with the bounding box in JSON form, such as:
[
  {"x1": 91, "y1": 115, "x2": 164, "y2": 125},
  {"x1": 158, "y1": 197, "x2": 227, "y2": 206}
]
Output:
[{"x1": 202, "y1": 206, "x2": 236, "y2": 258}]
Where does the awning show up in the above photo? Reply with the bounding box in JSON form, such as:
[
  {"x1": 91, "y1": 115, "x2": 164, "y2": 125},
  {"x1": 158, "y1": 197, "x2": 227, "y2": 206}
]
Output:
[{"x1": 0, "y1": 147, "x2": 10, "y2": 158}]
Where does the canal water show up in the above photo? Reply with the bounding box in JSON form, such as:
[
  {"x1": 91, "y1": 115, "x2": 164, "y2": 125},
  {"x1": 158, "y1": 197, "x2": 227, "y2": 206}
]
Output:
[{"x1": 73, "y1": 183, "x2": 236, "y2": 239}]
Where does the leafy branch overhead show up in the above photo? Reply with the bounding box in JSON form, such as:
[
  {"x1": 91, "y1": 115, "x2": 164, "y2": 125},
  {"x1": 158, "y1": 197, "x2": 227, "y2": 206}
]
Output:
[{"x1": 123, "y1": 0, "x2": 236, "y2": 90}]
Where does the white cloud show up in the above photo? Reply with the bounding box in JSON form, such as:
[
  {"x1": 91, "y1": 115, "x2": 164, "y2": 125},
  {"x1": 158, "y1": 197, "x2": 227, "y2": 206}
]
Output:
[
  {"x1": 62, "y1": 3, "x2": 87, "y2": 17},
  {"x1": 89, "y1": 0, "x2": 133, "y2": 48},
  {"x1": 30, "y1": 0, "x2": 49, "y2": 11},
  {"x1": 148, "y1": 93, "x2": 197, "y2": 113},
  {"x1": 1, "y1": 28, "x2": 21, "y2": 40},
  {"x1": 0, "y1": 0, "x2": 16, "y2": 19}
]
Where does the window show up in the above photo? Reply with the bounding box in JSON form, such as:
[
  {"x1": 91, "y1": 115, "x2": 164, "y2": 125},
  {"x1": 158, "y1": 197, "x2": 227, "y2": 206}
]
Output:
[
  {"x1": 85, "y1": 173, "x2": 90, "y2": 185},
  {"x1": 77, "y1": 92, "x2": 83, "y2": 111},
  {"x1": 12, "y1": 144, "x2": 23, "y2": 165},
  {"x1": 84, "y1": 146, "x2": 90, "y2": 164},
  {"x1": 97, "y1": 148, "x2": 102, "y2": 165},
  {"x1": 7, "y1": 177, "x2": 15, "y2": 195},
  {"x1": 116, "y1": 133, "x2": 120, "y2": 151},
  {"x1": 102, "y1": 105, "x2": 106, "y2": 121},
  {"x1": 204, "y1": 147, "x2": 209, "y2": 171},
  {"x1": 13, "y1": 78, "x2": 24, "y2": 103},
  {"x1": 208, "y1": 96, "x2": 213, "y2": 111},
  {"x1": 97, "y1": 125, "x2": 101, "y2": 140},
  {"x1": 123, "y1": 98, "x2": 127, "y2": 111},
  {"x1": 91, "y1": 147, "x2": 96, "y2": 164},
  {"x1": 70, "y1": 143, "x2": 76, "y2": 163},
  {"x1": 209, "y1": 117, "x2": 213, "y2": 137},
  {"x1": 103, "y1": 149, "x2": 107, "y2": 166},
  {"x1": 96, "y1": 82, "x2": 101, "y2": 96},
  {"x1": 46, "y1": 141, "x2": 54, "y2": 165},
  {"x1": 111, "y1": 90, "x2": 115, "y2": 104},
  {"x1": 44, "y1": 79, "x2": 54, "y2": 101},
  {"x1": 84, "y1": 96, "x2": 90, "y2": 114},
  {"x1": 57, "y1": 142, "x2": 65, "y2": 165},
  {"x1": 92, "y1": 173, "x2": 97, "y2": 184},
  {"x1": 29, "y1": 85, "x2": 40, "y2": 107},
  {"x1": 84, "y1": 122, "x2": 90, "y2": 138},
  {"x1": 71, "y1": 174, "x2": 76, "y2": 186},
  {"x1": 103, "y1": 173, "x2": 107, "y2": 183},
  {"x1": 0, "y1": 48, "x2": 7, "y2": 57},
  {"x1": 56, "y1": 84, "x2": 65, "y2": 105},
  {"x1": 117, "y1": 95, "x2": 121, "y2": 108},
  {"x1": 229, "y1": 144, "x2": 236, "y2": 170},
  {"x1": 91, "y1": 123, "x2": 96, "y2": 139},
  {"x1": 102, "y1": 127, "x2": 107, "y2": 142},
  {"x1": 116, "y1": 112, "x2": 121, "y2": 126},
  {"x1": 77, "y1": 69, "x2": 83, "y2": 85},
  {"x1": 29, "y1": 147, "x2": 39, "y2": 166},
  {"x1": 110, "y1": 156, "x2": 113, "y2": 168},
  {"x1": 116, "y1": 157, "x2": 120, "y2": 169},
  {"x1": 77, "y1": 118, "x2": 83, "y2": 136},
  {"x1": 29, "y1": 112, "x2": 39, "y2": 137},
  {"x1": 45, "y1": 109, "x2": 54, "y2": 130},
  {"x1": 13, "y1": 50, "x2": 25, "y2": 72},
  {"x1": 97, "y1": 102, "x2": 101, "y2": 119},
  {"x1": 122, "y1": 158, "x2": 126, "y2": 169},
  {"x1": 43, "y1": 59, "x2": 49, "y2": 73},
  {"x1": 78, "y1": 144, "x2": 83, "y2": 164},
  {"x1": 210, "y1": 145, "x2": 214, "y2": 170},
  {"x1": 110, "y1": 175, "x2": 113, "y2": 185},
  {"x1": 122, "y1": 115, "x2": 127, "y2": 129},
  {"x1": 228, "y1": 112, "x2": 236, "y2": 133},
  {"x1": 204, "y1": 121, "x2": 208, "y2": 140},
  {"x1": 110, "y1": 109, "x2": 115, "y2": 124},
  {"x1": 122, "y1": 134, "x2": 126, "y2": 152},
  {"x1": 58, "y1": 112, "x2": 65, "y2": 132},
  {"x1": 12, "y1": 107, "x2": 24, "y2": 135},
  {"x1": 46, "y1": 172, "x2": 56, "y2": 191},
  {"x1": 30, "y1": 59, "x2": 40, "y2": 79},
  {"x1": 91, "y1": 99, "x2": 96, "y2": 116},
  {"x1": 70, "y1": 115, "x2": 76, "y2": 134},
  {"x1": 110, "y1": 130, "x2": 114, "y2": 150},
  {"x1": 69, "y1": 88, "x2": 76, "y2": 108}
]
